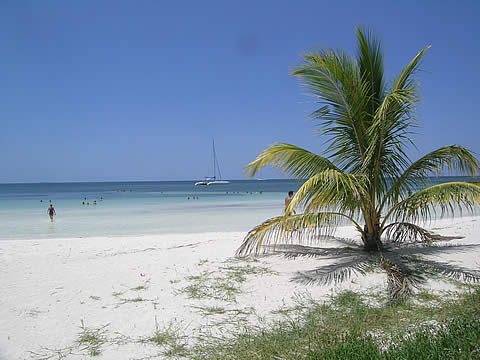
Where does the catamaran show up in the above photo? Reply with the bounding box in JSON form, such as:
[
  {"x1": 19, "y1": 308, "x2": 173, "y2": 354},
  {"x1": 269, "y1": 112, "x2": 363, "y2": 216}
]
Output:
[{"x1": 195, "y1": 140, "x2": 230, "y2": 186}]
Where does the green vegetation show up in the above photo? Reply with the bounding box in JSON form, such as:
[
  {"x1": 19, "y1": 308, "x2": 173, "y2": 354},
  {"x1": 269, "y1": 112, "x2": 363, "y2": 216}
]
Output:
[
  {"x1": 29, "y1": 286, "x2": 480, "y2": 359},
  {"x1": 193, "y1": 305, "x2": 227, "y2": 316},
  {"x1": 139, "y1": 317, "x2": 188, "y2": 357},
  {"x1": 76, "y1": 320, "x2": 109, "y2": 357},
  {"x1": 190, "y1": 287, "x2": 480, "y2": 360},
  {"x1": 130, "y1": 279, "x2": 150, "y2": 292},
  {"x1": 198, "y1": 258, "x2": 209, "y2": 266},
  {"x1": 118, "y1": 296, "x2": 146, "y2": 304},
  {"x1": 130, "y1": 285, "x2": 148, "y2": 291},
  {"x1": 239, "y1": 26, "x2": 480, "y2": 300},
  {"x1": 174, "y1": 259, "x2": 277, "y2": 303}
]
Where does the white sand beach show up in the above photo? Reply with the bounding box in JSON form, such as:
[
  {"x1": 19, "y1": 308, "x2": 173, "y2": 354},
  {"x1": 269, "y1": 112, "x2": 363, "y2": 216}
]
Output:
[{"x1": 1, "y1": 216, "x2": 479, "y2": 360}]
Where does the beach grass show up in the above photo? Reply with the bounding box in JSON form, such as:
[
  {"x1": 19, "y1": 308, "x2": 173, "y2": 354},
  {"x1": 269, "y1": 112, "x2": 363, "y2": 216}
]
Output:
[
  {"x1": 131, "y1": 284, "x2": 148, "y2": 291},
  {"x1": 174, "y1": 260, "x2": 277, "y2": 303},
  {"x1": 29, "y1": 286, "x2": 480, "y2": 359},
  {"x1": 118, "y1": 296, "x2": 147, "y2": 304},
  {"x1": 139, "y1": 317, "x2": 188, "y2": 357},
  {"x1": 76, "y1": 320, "x2": 109, "y2": 357},
  {"x1": 189, "y1": 286, "x2": 480, "y2": 360}
]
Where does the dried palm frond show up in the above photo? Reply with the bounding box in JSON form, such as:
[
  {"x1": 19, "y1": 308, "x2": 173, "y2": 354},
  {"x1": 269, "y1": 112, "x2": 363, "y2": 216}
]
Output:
[
  {"x1": 382, "y1": 222, "x2": 460, "y2": 244},
  {"x1": 380, "y1": 255, "x2": 424, "y2": 302}
]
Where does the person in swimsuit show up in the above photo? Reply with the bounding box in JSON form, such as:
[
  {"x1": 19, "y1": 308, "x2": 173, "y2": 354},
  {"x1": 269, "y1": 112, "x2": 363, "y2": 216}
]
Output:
[
  {"x1": 285, "y1": 191, "x2": 296, "y2": 215},
  {"x1": 47, "y1": 204, "x2": 56, "y2": 222}
]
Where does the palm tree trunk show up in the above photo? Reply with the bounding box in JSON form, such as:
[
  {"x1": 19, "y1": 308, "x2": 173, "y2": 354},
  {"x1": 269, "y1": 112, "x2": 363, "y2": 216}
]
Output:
[
  {"x1": 363, "y1": 213, "x2": 382, "y2": 250},
  {"x1": 363, "y1": 229, "x2": 382, "y2": 250}
]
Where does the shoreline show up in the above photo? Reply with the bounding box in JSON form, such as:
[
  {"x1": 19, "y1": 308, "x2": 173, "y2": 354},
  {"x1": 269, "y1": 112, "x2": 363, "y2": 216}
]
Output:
[
  {"x1": 0, "y1": 211, "x2": 477, "y2": 243},
  {"x1": 1, "y1": 216, "x2": 479, "y2": 359}
]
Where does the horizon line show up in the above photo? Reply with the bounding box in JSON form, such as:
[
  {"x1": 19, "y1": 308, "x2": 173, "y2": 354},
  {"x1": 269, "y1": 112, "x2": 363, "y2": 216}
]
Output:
[{"x1": 0, "y1": 177, "x2": 293, "y2": 185}]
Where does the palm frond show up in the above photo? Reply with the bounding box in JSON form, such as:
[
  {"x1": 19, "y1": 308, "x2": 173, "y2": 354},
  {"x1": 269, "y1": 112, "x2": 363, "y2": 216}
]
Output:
[
  {"x1": 382, "y1": 222, "x2": 444, "y2": 244},
  {"x1": 380, "y1": 254, "x2": 425, "y2": 302},
  {"x1": 364, "y1": 88, "x2": 417, "y2": 177},
  {"x1": 244, "y1": 143, "x2": 337, "y2": 179},
  {"x1": 362, "y1": 45, "x2": 430, "y2": 198},
  {"x1": 392, "y1": 44, "x2": 430, "y2": 94},
  {"x1": 291, "y1": 49, "x2": 369, "y2": 172},
  {"x1": 236, "y1": 212, "x2": 363, "y2": 256},
  {"x1": 292, "y1": 254, "x2": 373, "y2": 285},
  {"x1": 383, "y1": 146, "x2": 480, "y2": 208},
  {"x1": 355, "y1": 26, "x2": 385, "y2": 120},
  {"x1": 286, "y1": 169, "x2": 368, "y2": 215},
  {"x1": 388, "y1": 182, "x2": 480, "y2": 223}
]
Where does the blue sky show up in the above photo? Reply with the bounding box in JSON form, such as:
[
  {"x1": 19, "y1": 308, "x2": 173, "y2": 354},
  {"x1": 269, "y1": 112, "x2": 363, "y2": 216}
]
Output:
[{"x1": 1, "y1": 0, "x2": 479, "y2": 183}]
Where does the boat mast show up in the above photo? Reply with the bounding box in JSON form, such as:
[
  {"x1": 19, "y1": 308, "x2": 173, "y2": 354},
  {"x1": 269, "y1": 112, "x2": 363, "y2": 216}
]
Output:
[{"x1": 212, "y1": 139, "x2": 216, "y2": 180}]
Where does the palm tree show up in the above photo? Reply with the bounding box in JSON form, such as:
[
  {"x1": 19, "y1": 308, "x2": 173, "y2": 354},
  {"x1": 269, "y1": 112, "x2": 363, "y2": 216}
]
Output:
[{"x1": 237, "y1": 27, "x2": 480, "y2": 301}]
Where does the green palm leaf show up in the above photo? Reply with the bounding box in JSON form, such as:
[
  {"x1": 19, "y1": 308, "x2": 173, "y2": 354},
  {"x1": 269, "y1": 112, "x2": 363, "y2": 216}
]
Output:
[
  {"x1": 363, "y1": 44, "x2": 430, "y2": 199},
  {"x1": 356, "y1": 26, "x2": 385, "y2": 119},
  {"x1": 387, "y1": 182, "x2": 480, "y2": 224},
  {"x1": 244, "y1": 143, "x2": 337, "y2": 179},
  {"x1": 382, "y1": 146, "x2": 480, "y2": 209},
  {"x1": 286, "y1": 169, "x2": 368, "y2": 215},
  {"x1": 291, "y1": 48, "x2": 369, "y2": 172},
  {"x1": 236, "y1": 212, "x2": 363, "y2": 257}
]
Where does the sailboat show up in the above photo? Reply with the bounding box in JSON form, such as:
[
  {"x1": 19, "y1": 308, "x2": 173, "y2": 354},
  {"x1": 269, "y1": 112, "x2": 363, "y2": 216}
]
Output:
[{"x1": 195, "y1": 140, "x2": 230, "y2": 186}]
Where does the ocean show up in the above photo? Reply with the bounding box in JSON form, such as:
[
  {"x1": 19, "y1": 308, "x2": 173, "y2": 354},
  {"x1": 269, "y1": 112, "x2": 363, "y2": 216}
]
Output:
[
  {"x1": 0, "y1": 180, "x2": 302, "y2": 240},
  {"x1": 0, "y1": 177, "x2": 476, "y2": 240}
]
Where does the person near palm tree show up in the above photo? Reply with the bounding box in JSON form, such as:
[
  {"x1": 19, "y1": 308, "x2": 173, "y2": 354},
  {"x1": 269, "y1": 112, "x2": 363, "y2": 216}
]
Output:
[{"x1": 285, "y1": 191, "x2": 296, "y2": 215}]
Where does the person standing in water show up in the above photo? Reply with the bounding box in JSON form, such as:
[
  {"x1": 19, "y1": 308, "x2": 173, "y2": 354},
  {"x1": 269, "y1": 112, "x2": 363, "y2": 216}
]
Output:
[
  {"x1": 285, "y1": 191, "x2": 296, "y2": 215},
  {"x1": 47, "y1": 204, "x2": 56, "y2": 222}
]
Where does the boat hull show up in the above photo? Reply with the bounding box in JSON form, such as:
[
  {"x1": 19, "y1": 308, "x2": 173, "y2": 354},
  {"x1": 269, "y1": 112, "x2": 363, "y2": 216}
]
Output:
[{"x1": 194, "y1": 181, "x2": 209, "y2": 186}]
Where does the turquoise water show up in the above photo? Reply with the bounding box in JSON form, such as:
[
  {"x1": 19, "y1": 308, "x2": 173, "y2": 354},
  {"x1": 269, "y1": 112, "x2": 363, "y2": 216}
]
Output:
[
  {"x1": 0, "y1": 180, "x2": 303, "y2": 240},
  {"x1": 0, "y1": 177, "x2": 476, "y2": 240}
]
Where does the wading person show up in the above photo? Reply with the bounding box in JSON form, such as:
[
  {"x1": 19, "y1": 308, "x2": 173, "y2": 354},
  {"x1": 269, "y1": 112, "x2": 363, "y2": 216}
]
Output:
[
  {"x1": 47, "y1": 204, "x2": 56, "y2": 222},
  {"x1": 285, "y1": 191, "x2": 296, "y2": 215}
]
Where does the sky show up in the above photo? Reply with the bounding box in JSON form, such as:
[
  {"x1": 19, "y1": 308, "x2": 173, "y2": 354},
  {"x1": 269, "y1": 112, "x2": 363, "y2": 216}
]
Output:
[{"x1": 1, "y1": 0, "x2": 479, "y2": 183}]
